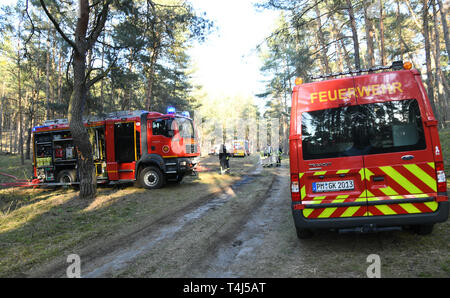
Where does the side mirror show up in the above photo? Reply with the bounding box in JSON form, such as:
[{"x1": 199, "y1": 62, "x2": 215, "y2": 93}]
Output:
[{"x1": 167, "y1": 130, "x2": 174, "y2": 138}]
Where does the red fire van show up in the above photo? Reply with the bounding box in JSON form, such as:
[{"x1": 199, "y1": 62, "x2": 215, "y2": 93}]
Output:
[{"x1": 289, "y1": 61, "x2": 448, "y2": 238}]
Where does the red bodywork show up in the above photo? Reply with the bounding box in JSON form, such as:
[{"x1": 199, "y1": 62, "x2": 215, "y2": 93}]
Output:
[
  {"x1": 32, "y1": 111, "x2": 200, "y2": 185},
  {"x1": 289, "y1": 68, "x2": 448, "y2": 233}
]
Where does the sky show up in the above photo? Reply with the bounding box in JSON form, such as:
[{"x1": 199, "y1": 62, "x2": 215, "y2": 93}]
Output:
[
  {"x1": 1, "y1": 0, "x2": 280, "y2": 102},
  {"x1": 187, "y1": 0, "x2": 280, "y2": 99}
]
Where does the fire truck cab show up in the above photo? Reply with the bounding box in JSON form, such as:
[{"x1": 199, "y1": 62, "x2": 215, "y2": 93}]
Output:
[
  {"x1": 32, "y1": 110, "x2": 200, "y2": 189},
  {"x1": 289, "y1": 61, "x2": 448, "y2": 238}
]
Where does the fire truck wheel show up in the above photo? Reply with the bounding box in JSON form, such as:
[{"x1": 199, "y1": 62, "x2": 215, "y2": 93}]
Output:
[
  {"x1": 57, "y1": 170, "x2": 77, "y2": 184},
  {"x1": 139, "y1": 166, "x2": 164, "y2": 189},
  {"x1": 296, "y1": 227, "x2": 313, "y2": 239}
]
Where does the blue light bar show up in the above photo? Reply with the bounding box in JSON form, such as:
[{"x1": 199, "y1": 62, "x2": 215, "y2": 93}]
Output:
[
  {"x1": 32, "y1": 126, "x2": 48, "y2": 132},
  {"x1": 181, "y1": 111, "x2": 190, "y2": 118},
  {"x1": 167, "y1": 106, "x2": 176, "y2": 114}
]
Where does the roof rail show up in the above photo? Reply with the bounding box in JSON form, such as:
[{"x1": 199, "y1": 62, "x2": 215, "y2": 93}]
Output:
[
  {"x1": 310, "y1": 60, "x2": 405, "y2": 81},
  {"x1": 41, "y1": 110, "x2": 150, "y2": 126},
  {"x1": 106, "y1": 110, "x2": 149, "y2": 120},
  {"x1": 43, "y1": 119, "x2": 68, "y2": 125}
]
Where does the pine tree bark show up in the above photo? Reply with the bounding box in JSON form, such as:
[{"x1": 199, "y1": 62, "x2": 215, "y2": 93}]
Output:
[
  {"x1": 345, "y1": 0, "x2": 361, "y2": 70},
  {"x1": 314, "y1": 1, "x2": 330, "y2": 74},
  {"x1": 145, "y1": 38, "x2": 160, "y2": 111},
  {"x1": 40, "y1": 0, "x2": 112, "y2": 199},
  {"x1": 422, "y1": 0, "x2": 438, "y2": 117},
  {"x1": 17, "y1": 17, "x2": 24, "y2": 165},
  {"x1": 0, "y1": 81, "x2": 4, "y2": 153},
  {"x1": 379, "y1": 0, "x2": 386, "y2": 65},
  {"x1": 436, "y1": 0, "x2": 450, "y2": 57},
  {"x1": 363, "y1": 1, "x2": 375, "y2": 67},
  {"x1": 45, "y1": 28, "x2": 51, "y2": 120}
]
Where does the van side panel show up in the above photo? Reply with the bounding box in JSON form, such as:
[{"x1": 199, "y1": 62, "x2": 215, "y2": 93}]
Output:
[
  {"x1": 290, "y1": 69, "x2": 448, "y2": 233},
  {"x1": 292, "y1": 79, "x2": 368, "y2": 218},
  {"x1": 354, "y1": 71, "x2": 440, "y2": 217}
]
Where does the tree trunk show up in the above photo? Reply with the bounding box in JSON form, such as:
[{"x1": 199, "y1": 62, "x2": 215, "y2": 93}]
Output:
[
  {"x1": 45, "y1": 27, "x2": 51, "y2": 120},
  {"x1": 69, "y1": 48, "x2": 97, "y2": 199},
  {"x1": 345, "y1": 0, "x2": 361, "y2": 70},
  {"x1": 17, "y1": 20, "x2": 24, "y2": 165},
  {"x1": 0, "y1": 81, "x2": 4, "y2": 153},
  {"x1": 422, "y1": 0, "x2": 438, "y2": 117},
  {"x1": 57, "y1": 50, "x2": 62, "y2": 118},
  {"x1": 145, "y1": 44, "x2": 160, "y2": 111},
  {"x1": 436, "y1": 0, "x2": 450, "y2": 57},
  {"x1": 432, "y1": 0, "x2": 447, "y2": 127},
  {"x1": 363, "y1": 1, "x2": 375, "y2": 67},
  {"x1": 314, "y1": 1, "x2": 330, "y2": 74},
  {"x1": 67, "y1": 0, "x2": 96, "y2": 199},
  {"x1": 379, "y1": 0, "x2": 386, "y2": 65},
  {"x1": 329, "y1": 11, "x2": 344, "y2": 72}
]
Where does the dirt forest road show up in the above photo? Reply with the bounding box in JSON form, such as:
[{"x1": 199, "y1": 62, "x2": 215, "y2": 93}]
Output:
[{"x1": 26, "y1": 158, "x2": 449, "y2": 278}]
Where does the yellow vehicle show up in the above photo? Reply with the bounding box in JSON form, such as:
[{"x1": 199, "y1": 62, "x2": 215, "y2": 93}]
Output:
[{"x1": 232, "y1": 139, "x2": 250, "y2": 157}]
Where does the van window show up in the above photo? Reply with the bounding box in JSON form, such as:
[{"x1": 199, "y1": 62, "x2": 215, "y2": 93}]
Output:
[{"x1": 301, "y1": 99, "x2": 426, "y2": 160}]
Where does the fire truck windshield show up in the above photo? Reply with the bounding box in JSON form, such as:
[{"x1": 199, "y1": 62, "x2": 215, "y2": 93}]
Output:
[{"x1": 174, "y1": 117, "x2": 195, "y2": 139}]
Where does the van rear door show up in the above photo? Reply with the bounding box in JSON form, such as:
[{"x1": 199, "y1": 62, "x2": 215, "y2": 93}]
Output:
[
  {"x1": 297, "y1": 78, "x2": 368, "y2": 219},
  {"x1": 354, "y1": 71, "x2": 439, "y2": 217}
]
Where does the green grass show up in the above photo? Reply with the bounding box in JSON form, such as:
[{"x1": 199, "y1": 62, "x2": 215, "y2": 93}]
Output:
[
  {"x1": 439, "y1": 128, "x2": 450, "y2": 177},
  {"x1": 0, "y1": 154, "x2": 33, "y2": 183},
  {"x1": 0, "y1": 154, "x2": 262, "y2": 277}
]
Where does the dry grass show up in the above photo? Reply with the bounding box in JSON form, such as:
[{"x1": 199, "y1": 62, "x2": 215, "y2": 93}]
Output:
[{"x1": 0, "y1": 154, "x2": 261, "y2": 277}]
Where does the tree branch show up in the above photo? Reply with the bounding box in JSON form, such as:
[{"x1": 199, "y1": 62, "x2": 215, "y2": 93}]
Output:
[
  {"x1": 39, "y1": 0, "x2": 79, "y2": 54},
  {"x1": 87, "y1": 0, "x2": 112, "y2": 49},
  {"x1": 66, "y1": 49, "x2": 74, "y2": 90},
  {"x1": 86, "y1": 56, "x2": 117, "y2": 88}
]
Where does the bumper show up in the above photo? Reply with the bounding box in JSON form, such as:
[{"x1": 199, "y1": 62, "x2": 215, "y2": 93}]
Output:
[
  {"x1": 164, "y1": 157, "x2": 198, "y2": 175},
  {"x1": 292, "y1": 201, "x2": 449, "y2": 230}
]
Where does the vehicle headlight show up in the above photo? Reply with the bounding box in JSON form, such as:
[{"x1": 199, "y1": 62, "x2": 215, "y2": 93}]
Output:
[{"x1": 180, "y1": 161, "x2": 187, "y2": 166}]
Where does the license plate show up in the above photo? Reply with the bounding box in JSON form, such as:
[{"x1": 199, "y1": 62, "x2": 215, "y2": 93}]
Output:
[{"x1": 312, "y1": 180, "x2": 354, "y2": 192}]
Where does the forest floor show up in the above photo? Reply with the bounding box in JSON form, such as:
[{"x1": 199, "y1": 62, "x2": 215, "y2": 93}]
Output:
[{"x1": 0, "y1": 129, "x2": 449, "y2": 278}]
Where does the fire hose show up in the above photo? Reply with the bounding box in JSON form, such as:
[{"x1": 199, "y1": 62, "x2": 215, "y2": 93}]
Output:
[{"x1": 0, "y1": 172, "x2": 40, "y2": 188}]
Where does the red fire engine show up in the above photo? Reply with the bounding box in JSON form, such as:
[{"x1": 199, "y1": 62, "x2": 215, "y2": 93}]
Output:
[
  {"x1": 32, "y1": 109, "x2": 200, "y2": 189},
  {"x1": 289, "y1": 61, "x2": 448, "y2": 238}
]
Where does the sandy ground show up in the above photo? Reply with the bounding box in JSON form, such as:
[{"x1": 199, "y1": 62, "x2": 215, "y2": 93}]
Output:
[
  {"x1": 0, "y1": 152, "x2": 441, "y2": 278},
  {"x1": 26, "y1": 159, "x2": 449, "y2": 278}
]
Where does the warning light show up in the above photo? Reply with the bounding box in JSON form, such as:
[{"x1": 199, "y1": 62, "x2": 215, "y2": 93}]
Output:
[
  {"x1": 167, "y1": 106, "x2": 176, "y2": 114},
  {"x1": 403, "y1": 61, "x2": 412, "y2": 70},
  {"x1": 295, "y1": 77, "x2": 303, "y2": 85},
  {"x1": 181, "y1": 111, "x2": 190, "y2": 118}
]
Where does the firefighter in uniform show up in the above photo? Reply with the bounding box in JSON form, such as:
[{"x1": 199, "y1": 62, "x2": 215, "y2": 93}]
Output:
[
  {"x1": 276, "y1": 147, "x2": 282, "y2": 167},
  {"x1": 219, "y1": 144, "x2": 231, "y2": 174}
]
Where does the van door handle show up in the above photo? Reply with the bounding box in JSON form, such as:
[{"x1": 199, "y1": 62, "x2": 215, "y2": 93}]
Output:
[
  {"x1": 401, "y1": 155, "x2": 414, "y2": 160},
  {"x1": 373, "y1": 176, "x2": 385, "y2": 182}
]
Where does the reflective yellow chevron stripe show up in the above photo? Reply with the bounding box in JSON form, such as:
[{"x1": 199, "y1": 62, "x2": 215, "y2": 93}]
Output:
[
  {"x1": 379, "y1": 166, "x2": 422, "y2": 194},
  {"x1": 379, "y1": 186, "x2": 399, "y2": 196},
  {"x1": 403, "y1": 164, "x2": 437, "y2": 192},
  {"x1": 301, "y1": 186, "x2": 306, "y2": 199},
  {"x1": 313, "y1": 171, "x2": 327, "y2": 175},
  {"x1": 399, "y1": 203, "x2": 421, "y2": 213},
  {"x1": 341, "y1": 206, "x2": 364, "y2": 217},
  {"x1": 424, "y1": 202, "x2": 438, "y2": 211},
  {"x1": 364, "y1": 168, "x2": 375, "y2": 181},
  {"x1": 317, "y1": 207, "x2": 337, "y2": 218},
  {"x1": 303, "y1": 209, "x2": 313, "y2": 217}
]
